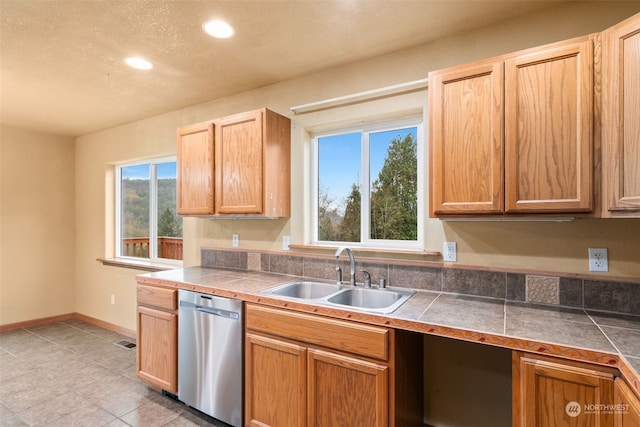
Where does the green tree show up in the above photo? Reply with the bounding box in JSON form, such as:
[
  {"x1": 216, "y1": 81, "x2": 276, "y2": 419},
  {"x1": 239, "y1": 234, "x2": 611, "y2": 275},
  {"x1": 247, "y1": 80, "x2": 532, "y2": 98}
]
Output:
[
  {"x1": 370, "y1": 133, "x2": 417, "y2": 240},
  {"x1": 318, "y1": 185, "x2": 339, "y2": 241},
  {"x1": 158, "y1": 206, "x2": 182, "y2": 237},
  {"x1": 339, "y1": 183, "x2": 361, "y2": 242}
]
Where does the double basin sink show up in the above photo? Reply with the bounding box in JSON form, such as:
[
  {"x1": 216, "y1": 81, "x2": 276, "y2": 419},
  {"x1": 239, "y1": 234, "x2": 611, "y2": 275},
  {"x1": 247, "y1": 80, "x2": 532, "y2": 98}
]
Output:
[{"x1": 261, "y1": 280, "x2": 415, "y2": 314}]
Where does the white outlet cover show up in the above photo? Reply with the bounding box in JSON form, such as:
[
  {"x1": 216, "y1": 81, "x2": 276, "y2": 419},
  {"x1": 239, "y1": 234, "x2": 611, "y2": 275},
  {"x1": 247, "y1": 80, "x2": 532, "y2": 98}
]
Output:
[
  {"x1": 232, "y1": 234, "x2": 239, "y2": 248},
  {"x1": 282, "y1": 235, "x2": 291, "y2": 251},
  {"x1": 588, "y1": 247, "x2": 608, "y2": 272},
  {"x1": 443, "y1": 242, "x2": 457, "y2": 262}
]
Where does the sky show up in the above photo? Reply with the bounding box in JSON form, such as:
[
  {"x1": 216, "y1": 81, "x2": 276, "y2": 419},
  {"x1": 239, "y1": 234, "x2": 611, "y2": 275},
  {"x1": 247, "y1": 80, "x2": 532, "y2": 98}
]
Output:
[
  {"x1": 122, "y1": 161, "x2": 176, "y2": 180},
  {"x1": 318, "y1": 126, "x2": 416, "y2": 210}
]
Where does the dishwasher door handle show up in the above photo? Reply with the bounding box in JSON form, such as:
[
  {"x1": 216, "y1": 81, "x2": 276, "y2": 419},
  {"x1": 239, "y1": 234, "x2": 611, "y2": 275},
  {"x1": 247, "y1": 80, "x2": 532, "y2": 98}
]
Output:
[{"x1": 195, "y1": 305, "x2": 240, "y2": 320}]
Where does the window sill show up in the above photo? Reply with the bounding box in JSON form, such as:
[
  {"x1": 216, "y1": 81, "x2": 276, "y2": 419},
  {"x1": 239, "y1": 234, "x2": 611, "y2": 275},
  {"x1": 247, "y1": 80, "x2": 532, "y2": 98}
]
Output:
[
  {"x1": 97, "y1": 257, "x2": 180, "y2": 272},
  {"x1": 288, "y1": 244, "x2": 441, "y2": 258}
]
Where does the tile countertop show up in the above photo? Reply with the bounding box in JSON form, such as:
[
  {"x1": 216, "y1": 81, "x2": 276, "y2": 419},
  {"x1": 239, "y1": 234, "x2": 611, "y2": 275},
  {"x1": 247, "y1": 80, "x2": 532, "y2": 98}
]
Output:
[{"x1": 137, "y1": 266, "x2": 640, "y2": 396}]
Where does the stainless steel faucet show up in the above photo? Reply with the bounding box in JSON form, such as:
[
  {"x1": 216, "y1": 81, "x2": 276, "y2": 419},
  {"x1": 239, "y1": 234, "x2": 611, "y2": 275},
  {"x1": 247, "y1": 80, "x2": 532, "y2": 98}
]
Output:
[{"x1": 335, "y1": 246, "x2": 356, "y2": 286}]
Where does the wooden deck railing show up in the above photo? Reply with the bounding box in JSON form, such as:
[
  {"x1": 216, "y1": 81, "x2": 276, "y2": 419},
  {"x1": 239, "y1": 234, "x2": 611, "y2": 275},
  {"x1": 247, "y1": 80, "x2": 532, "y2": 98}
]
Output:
[{"x1": 122, "y1": 237, "x2": 183, "y2": 260}]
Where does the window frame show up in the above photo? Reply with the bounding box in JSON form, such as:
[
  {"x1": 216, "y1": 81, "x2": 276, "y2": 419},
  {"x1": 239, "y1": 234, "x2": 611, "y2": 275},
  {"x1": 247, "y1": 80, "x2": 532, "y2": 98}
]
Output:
[
  {"x1": 115, "y1": 156, "x2": 182, "y2": 265},
  {"x1": 311, "y1": 116, "x2": 424, "y2": 250}
]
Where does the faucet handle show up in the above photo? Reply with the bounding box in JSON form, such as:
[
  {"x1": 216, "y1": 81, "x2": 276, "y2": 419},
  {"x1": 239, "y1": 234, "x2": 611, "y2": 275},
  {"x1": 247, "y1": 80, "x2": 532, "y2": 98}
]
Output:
[{"x1": 360, "y1": 270, "x2": 371, "y2": 288}]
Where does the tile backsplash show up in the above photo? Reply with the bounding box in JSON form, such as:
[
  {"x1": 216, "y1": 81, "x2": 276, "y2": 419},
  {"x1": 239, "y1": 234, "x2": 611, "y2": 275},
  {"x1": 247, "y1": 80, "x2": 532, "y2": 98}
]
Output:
[{"x1": 201, "y1": 248, "x2": 640, "y2": 316}]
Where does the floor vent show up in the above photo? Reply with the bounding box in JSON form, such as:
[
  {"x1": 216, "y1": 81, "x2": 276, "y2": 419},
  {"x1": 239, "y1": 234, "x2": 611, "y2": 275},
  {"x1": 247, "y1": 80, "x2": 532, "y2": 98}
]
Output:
[{"x1": 116, "y1": 340, "x2": 136, "y2": 349}]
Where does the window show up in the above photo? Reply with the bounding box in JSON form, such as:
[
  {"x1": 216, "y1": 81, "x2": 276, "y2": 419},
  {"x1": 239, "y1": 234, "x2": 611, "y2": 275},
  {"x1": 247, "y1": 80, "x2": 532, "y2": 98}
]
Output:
[
  {"x1": 312, "y1": 117, "x2": 423, "y2": 249},
  {"x1": 116, "y1": 157, "x2": 183, "y2": 263}
]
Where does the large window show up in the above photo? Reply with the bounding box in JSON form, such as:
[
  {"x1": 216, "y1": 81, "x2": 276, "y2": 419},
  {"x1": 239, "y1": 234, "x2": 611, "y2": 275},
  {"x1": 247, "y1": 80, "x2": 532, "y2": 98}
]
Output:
[
  {"x1": 116, "y1": 157, "x2": 183, "y2": 262},
  {"x1": 312, "y1": 117, "x2": 423, "y2": 249}
]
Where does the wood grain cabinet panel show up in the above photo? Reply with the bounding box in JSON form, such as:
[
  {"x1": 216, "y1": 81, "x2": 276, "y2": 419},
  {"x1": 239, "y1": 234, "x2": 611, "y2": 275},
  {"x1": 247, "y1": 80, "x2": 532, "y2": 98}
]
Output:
[
  {"x1": 429, "y1": 59, "x2": 504, "y2": 215},
  {"x1": 245, "y1": 303, "x2": 423, "y2": 427},
  {"x1": 614, "y1": 377, "x2": 640, "y2": 426},
  {"x1": 177, "y1": 108, "x2": 291, "y2": 217},
  {"x1": 245, "y1": 333, "x2": 306, "y2": 427},
  {"x1": 513, "y1": 352, "x2": 615, "y2": 427},
  {"x1": 136, "y1": 304, "x2": 177, "y2": 393},
  {"x1": 177, "y1": 121, "x2": 214, "y2": 215},
  {"x1": 307, "y1": 348, "x2": 388, "y2": 427},
  {"x1": 505, "y1": 39, "x2": 593, "y2": 213},
  {"x1": 429, "y1": 36, "x2": 595, "y2": 217},
  {"x1": 601, "y1": 12, "x2": 640, "y2": 217}
]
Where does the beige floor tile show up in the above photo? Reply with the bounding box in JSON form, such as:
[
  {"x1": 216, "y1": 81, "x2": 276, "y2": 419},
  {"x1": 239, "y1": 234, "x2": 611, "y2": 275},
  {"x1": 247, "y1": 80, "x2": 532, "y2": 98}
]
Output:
[{"x1": 0, "y1": 321, "x2": 222, "y2": 427}]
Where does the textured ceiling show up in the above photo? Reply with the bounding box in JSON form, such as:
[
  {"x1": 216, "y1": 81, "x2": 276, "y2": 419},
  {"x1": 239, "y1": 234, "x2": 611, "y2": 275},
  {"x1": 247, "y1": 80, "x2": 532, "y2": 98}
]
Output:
[{"x1": 1, "y1": 0, "x2": 562, "y2": 137}]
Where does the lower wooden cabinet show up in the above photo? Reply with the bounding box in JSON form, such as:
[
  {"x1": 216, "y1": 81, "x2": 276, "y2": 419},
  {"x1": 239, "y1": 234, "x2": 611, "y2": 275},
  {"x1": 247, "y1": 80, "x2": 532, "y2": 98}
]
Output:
[
  {"x1": 513, "y1": 352, "x2": 617, "y2": 427},
  {"x1": 245, "y1": 333, "x2": 306, "y2": 427},
  {"x1": 245, "y1": 304, "x2": 422, "y2": 427},
  {"x1": 307, "y1": 348, "x2": 388, "y2": 427},
  {"x1": 136, "y1": 283, "x2": 178, "y2": 393},
  {"x1": 614, "y1": 377, "x2": 640, "y2": 426}
]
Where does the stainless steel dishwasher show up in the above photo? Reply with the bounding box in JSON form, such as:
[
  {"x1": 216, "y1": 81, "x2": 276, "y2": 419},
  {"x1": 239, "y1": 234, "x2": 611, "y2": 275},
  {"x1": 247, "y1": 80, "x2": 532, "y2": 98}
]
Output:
[{"x1": 178, "y1": 290, "x2": 243, "y2": 427}]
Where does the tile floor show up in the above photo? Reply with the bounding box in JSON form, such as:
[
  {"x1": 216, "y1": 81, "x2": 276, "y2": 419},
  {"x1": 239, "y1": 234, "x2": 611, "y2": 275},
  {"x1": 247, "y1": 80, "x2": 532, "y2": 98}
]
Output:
[{"x1": 0, "y1": 319, "x2": 229, "y2": 426}]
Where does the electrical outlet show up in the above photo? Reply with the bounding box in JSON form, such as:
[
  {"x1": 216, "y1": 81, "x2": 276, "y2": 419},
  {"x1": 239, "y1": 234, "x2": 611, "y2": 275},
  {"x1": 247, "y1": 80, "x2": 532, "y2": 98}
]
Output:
[
  {"x1": 232, "y1": 234, "x2": 239, "y2": 248},
  {"x1": 588, "y1": 248, "x2": 608, "y2": 272},
  {"x1": 110, "y1": 294, "x2": 115, "y2": 305},
  {"x1": 282, "y1": 235, "x2": 290, "y2": 251},
  {"x1": 443, "y1": 242, "x2": 457, "y2": 262}
]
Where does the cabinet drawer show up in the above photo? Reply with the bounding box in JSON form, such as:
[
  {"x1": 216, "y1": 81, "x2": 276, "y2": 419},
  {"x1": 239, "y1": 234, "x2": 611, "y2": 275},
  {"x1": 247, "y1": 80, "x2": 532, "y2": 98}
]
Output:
[
  {"x1": 137, "y1": 284, "x2": 177, "y2": 310},
  {"x1": 246, "y1": 304, "x2": 389, "y2": 361}
]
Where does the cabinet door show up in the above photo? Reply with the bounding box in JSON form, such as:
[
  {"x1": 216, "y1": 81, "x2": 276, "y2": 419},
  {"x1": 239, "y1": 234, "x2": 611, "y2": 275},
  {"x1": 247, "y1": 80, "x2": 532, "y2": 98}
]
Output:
[
  {"x1": 307, "y1": 348, "x2": 388, "y2": 427},
  {"x1": 177, "y1": 122, "x2": 214, "y2": 215},
  {"x1": 505, "y1": 39, "x2": 593, "y2": 213},
  {"x1": 215, "y1": 110, "x2": 264, "y2": 214},
  {"x1": 136, "y1": 306, "x2": 177, "y2": 393},
  {"x1": 602, "y1": 13, "x2": 640, "y2": 216},
  {"x1": 245, "y1": 333, "x2": 306, "y2": 427},
  {"x1": 513, "y1": 353, "x2": 614, "y2": 427},
  {"x1": 615, "y1": 377, "x2": 640, "y2": 426},
  {"x1": 429, "y1": 60, "x2": 504, "y2": 215}
]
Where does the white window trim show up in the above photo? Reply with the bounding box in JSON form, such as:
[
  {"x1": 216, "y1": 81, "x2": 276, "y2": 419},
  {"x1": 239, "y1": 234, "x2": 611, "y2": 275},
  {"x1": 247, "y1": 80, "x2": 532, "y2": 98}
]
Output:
[
  {"x1": 311, "y1": 116, "x2": 424, "y2": 250},
  {"x1": 115, "y1": 156, "x2": 182, "y2": 265}
]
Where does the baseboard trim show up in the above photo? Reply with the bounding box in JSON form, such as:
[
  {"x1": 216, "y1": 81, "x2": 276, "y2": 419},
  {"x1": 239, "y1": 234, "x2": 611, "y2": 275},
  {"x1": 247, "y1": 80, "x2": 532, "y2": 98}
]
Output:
[
  {"x1": 0, "y1": 313, "x2": 76, "y2": 332},
  {"x1": 73, "y1": 313, "x2": 136, "y2": 339},
  {"x1": 0, "y1": 312, "x2": 136, "y2": 339}
]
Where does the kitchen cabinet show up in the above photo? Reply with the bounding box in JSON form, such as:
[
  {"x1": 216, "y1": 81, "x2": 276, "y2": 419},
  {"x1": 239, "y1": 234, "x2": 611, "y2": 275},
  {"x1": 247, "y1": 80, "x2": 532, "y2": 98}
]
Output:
[
  {"x1": 429, "y1": 59, "x2": 504, "y2": 215},
  {"x1": 245, "y1": 304, "x2": 423, "y2": 427},
  {"x1": 176, "y1": 108, "x2": 291, "y2": 217},
  {"x1": 215, "y1": 109, "x2": 290, "y2": 216},
  {"x1": 512, "y1": 352, "x2": 616, "y2": 427},
  {"x1": 614, "y1": 377, "x2": 640, "y2": 426},
  {"x1": 177, "y1": 121, "x2": 214, "y2": 215},
  {"x1": 429, "y1": 36, "x2": 594, "y2": 216},
  {"x1": 601, "y1": 12, "x2": 640, "y2": 217},
  {"x1": 136, "y1": 283, "x2": 178, "y2": 393}
]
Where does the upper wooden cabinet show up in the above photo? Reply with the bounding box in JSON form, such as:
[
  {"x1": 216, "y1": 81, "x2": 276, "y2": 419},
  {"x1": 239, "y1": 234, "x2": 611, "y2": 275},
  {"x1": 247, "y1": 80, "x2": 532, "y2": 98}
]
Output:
[
  {"x1": 177, "y1": 121, "x2": 214, "y2": 215},
  {"x1": 429, "y1": 59, "x2": 504, "y2": 215},
  {"x1": 505, "y1": 39, "x2": 593, "y2": 213},
  {"x1": 429, "y1": 36, "x2": 594, "y2": 216},
  {"x1": 177, "y1": 108, "x2": 291, "y2": 217},
  {"x1": 601, "y1": 12, "x2": 640, "y2": 217}
]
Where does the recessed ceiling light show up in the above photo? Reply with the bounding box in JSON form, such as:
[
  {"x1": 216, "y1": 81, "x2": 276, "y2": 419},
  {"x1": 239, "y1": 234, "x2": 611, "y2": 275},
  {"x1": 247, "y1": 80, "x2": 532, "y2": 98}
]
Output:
[
  {"x1": 125, "y1": 57, "x2": 153, "y2": 70},
  {"x1": 202, "y1": 19, "x2": 235, "y2": 39}
]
